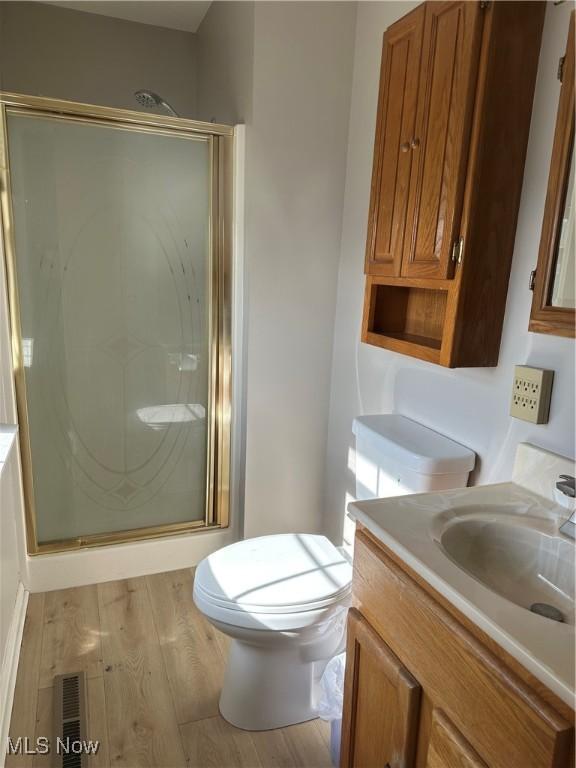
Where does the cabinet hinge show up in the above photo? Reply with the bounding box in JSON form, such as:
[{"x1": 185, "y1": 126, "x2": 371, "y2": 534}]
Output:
[
  {"x1": 529, "y1": 269, "x2": 537, "y2": 291},
  {"x1": 451, "y1": 236, "x2": 464, "y2": 265},
  {"x1": 558, "y1": 55, "x2": 565, "y2": 82}
]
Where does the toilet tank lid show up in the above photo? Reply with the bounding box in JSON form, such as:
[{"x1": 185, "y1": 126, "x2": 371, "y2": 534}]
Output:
[{"x1": 352, "y1": 414, "x2": 475, "y2": 475}]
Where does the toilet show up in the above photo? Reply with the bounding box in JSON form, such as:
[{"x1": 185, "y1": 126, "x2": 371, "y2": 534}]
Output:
[
  {"x1": 193, "y1": 414, "x2": 475, "y2": 731},
  {"x1": 193, "y1": 533, "x2": 352, "y2": 730}
]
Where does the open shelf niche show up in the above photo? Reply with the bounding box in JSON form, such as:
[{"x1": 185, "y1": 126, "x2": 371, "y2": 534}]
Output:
[{"x1": 362, "y1": 279, "x2": 450, "y2": 364}]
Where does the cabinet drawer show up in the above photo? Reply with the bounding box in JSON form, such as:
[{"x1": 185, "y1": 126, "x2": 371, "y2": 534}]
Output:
[
  {"x1": 353, "y1": 530, "x2": 573, "y2": 768},
  {"x1": 425, "y1": 709, "x2": 487, "y2": 768}
]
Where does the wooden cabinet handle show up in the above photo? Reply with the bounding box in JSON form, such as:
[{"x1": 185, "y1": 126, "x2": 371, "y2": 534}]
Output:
[
  {"x1": 400, "y1": 142, "x2": 410, "y2": 153},
  {"x1": 411, "y1": 137, "x2": 420, "y2": 149}
]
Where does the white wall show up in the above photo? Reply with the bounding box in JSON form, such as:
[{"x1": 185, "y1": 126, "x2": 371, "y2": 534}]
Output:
[
  {"x1": 0, "y1": 445, "x2": 22, "y2": 660},
  {"x1": 0, "y1": 1, "x2": 197, "y2": 117},
  {"x1": 0, "y1": 226, "x2": 26, "y2": 615},
  {"x1": 195, "y1": 1, "x2": 254, "y2": 126},
  {"x1": 324, "y1": 1, "x2": 576, "y2": 545},
  {"x1": 197, "y1": 1, "x2": 357, "y2": 537},
  {"x1": 0, "y1": 202, "x2": 28, "y2": 748}
]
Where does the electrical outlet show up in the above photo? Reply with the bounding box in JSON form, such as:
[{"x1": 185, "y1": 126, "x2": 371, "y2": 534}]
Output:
[{"x1": 510, "y1": 365, "x2": 554, "y2": 424}]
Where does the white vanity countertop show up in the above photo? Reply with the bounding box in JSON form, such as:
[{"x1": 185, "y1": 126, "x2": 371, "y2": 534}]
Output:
[{"x1": 348, "y1": 479, "x2": 576, "y2": 708}]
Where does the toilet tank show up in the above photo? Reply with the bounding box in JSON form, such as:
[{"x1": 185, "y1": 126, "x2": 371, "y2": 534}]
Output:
[{"x1": 352, "y1": 414, "x2": 475, "y2": 500}]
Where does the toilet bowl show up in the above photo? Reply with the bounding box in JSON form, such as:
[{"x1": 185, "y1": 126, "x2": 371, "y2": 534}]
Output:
[{"x1": 193, "y1": 533, "x2": 352, "y2": 731}]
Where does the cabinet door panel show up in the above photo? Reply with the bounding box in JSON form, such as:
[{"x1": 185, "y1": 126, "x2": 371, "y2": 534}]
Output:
[
  {"x1": 366, "y1": 6, "x2": 424, "y2": 277},
  {"x1": 425, "y1": 710, "x2": 487, "y2": 768},
  {"x1": 402, "y1": 1, "x2": 483, "y2": 279},
  {"x1": 341, "y1": 608, "x2": 421, "y2": 768}
]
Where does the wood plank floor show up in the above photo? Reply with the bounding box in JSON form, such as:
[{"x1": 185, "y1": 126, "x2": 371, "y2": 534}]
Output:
[{"x1": 6, "y1": 569, "x2": 332, "y2": 768}]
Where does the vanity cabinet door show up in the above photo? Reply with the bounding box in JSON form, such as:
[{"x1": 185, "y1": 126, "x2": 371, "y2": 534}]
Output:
[
  {"x1": 425, "y1": 709, "x2": 487, "y2": 768},
  {"x1": 365, "y1": 5, "x2": 424, "y2": 277},
  {"x1": 401, "y1": 1, "x2": 483, "y2": 279},
  {"x1": 340, "y1": 608, "x2": 421, "y2": 768}
]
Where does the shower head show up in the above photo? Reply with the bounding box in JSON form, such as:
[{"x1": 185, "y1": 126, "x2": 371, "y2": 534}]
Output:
[{"x1": 134, "y1": 90, "x2": 179, "y2": 118}]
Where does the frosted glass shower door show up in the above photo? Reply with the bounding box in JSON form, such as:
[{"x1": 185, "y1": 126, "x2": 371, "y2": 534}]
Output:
[{"x1": 6, "y1": 112, "x2": 212, "y2": 545}]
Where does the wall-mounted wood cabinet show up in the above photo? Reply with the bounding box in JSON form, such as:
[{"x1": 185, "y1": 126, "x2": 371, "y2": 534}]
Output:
[
  {"x1": 362, "y1": 1, "x2": 546, "y2": 366},
  {"x1": 341, "y1": 529, "x2": 575, "y2": 768}
]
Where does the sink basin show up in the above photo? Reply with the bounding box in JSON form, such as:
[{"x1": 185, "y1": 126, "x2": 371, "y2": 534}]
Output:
[{"x1": 434, "y1": 511, "x2": 575, "y2": 625}]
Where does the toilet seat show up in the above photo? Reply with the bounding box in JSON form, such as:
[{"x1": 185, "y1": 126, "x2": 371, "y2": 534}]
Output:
[{"x1": 193, "y1": 533, "x2": 352, "y2": 631}]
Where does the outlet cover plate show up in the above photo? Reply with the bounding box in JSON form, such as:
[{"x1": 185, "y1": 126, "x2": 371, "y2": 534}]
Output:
[{"x1": 510, "y1": 365, "x2": 554, "y2": 424}]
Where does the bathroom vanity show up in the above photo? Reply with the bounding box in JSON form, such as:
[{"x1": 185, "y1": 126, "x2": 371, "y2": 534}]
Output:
[{"x1": 341, "y1": 446, "x2": 575, "y2": 768}]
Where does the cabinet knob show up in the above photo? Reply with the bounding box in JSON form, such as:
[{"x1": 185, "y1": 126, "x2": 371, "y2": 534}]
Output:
[
  {"x1": 400, "y1": 141, "x2": 410, "y2": 153},
  {"x1": 411, "y1": 137, "x2": 420, "y2": 149}
]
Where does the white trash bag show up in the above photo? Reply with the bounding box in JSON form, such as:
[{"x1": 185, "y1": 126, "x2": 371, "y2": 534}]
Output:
[
  {"x1": 318, "y1": 652, "x2": 346, "y2": 720},
  {"x1": 318, "y1": 652, "x2": 346, "y2": 766}
]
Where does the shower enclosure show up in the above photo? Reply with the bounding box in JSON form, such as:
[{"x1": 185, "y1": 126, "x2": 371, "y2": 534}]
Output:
[{"x1": 0, "y1": 93, "x2": 232, "y2": 553}]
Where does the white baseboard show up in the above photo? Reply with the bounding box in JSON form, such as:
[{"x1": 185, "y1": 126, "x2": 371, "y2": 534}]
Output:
[
  {"x1": 27, "y1": 525, "x2": 239, "y2": 592},
  {"x1": 0, "y1": 583, "x2": 28, "y2": 768}
]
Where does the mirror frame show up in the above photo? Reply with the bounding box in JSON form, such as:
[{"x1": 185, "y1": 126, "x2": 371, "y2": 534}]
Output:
[{"x1": 530, "y1": 10, "x2": 575, "y2": 338}]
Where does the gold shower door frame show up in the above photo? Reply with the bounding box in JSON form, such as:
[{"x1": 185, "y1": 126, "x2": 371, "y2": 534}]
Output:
[{"x1": 0, "y1": 92, "x2": 233, "y2": 554}]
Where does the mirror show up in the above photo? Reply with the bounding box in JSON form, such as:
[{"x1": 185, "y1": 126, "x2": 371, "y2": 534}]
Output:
[
  {"x1": 530, "y1": 10, "x2": 575, "y2": 337},
  {"x1": 550, "y1": 142, "x2": 575, "y2": 309}
]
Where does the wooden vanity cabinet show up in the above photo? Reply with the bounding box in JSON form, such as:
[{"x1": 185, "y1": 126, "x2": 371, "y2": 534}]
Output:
[
  {"x1": 363, "y1": 1, "x2": 545, "y2": 365},
  {"x1": 341, "y1": 529, "x2": 575, "y2": 768}
]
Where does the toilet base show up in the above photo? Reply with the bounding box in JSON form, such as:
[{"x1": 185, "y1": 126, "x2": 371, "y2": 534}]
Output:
[{"x1": 219, "y1": 638, "x2": 326, "y2": 731}]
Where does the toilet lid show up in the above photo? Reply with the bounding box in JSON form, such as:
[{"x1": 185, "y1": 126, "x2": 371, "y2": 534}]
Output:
[{"x1": 194, "y1": 534, "x2": 352, "y2": 614}]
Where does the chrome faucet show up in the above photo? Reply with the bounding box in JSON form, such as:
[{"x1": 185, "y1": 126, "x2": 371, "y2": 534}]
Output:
[{"x1": 557, "y1": 475, "x2": 576, "y2": 540}]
